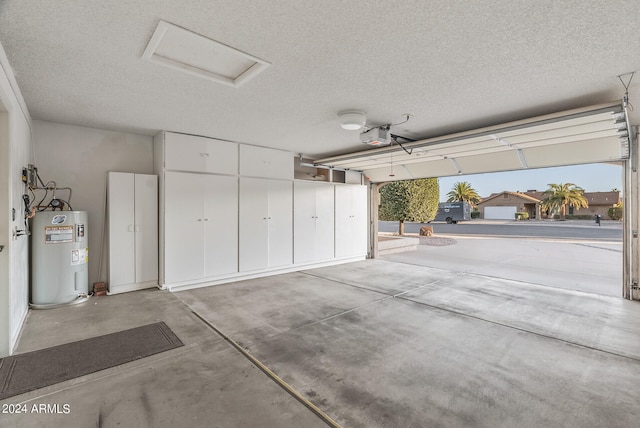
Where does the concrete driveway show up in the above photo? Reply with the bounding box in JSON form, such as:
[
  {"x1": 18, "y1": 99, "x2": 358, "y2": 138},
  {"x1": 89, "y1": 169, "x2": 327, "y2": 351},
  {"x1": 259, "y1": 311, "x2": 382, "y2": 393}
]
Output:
[{"x1": 380, "y1": 222, "x2": 622, "y2": 298}]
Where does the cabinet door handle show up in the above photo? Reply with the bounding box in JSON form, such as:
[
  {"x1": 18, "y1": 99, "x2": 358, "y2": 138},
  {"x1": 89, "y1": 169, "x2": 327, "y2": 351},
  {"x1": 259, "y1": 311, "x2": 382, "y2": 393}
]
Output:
[
  {"x1": 199, "y1": 153, "x2": 209, "y2": 157},
  {"x1": 127, "y1": 225, "x2": 134, "y2": 232},
  {"x1": 134, "y1": 225, "x2": 140, "y2": 232},
  {"x1": 203, "y1": 218, "x2": 209, "y2": 221},
  {"x1": 197, "y1": 219, "x2": 202, "y2": 221}
]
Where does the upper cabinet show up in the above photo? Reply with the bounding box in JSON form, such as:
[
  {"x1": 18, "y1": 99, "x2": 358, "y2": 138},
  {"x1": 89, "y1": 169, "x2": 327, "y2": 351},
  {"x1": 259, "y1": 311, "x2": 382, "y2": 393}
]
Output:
[
  {"x1": 160, "y1": 132, "x2": 238, "y2": 174},
  {"x1": 239, "y1": 145, "x2": 293, "y2": 179}
]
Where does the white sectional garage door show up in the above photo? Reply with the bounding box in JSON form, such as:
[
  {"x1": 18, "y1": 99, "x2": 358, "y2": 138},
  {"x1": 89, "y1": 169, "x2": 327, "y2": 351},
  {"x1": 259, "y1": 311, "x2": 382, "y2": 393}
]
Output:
[
  {"x1": 314, "y1": 103, "x2": 629, "y2": 182},
  {"x1": 484, "y1": 206, "x2": 517, "y2": 220}
]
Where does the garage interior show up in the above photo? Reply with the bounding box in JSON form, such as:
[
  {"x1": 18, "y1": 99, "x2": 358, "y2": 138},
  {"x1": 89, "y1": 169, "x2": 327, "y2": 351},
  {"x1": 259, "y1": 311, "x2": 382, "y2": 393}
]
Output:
[{"x1": 1, "y1": 1, "x2": 640, "y2": 427}]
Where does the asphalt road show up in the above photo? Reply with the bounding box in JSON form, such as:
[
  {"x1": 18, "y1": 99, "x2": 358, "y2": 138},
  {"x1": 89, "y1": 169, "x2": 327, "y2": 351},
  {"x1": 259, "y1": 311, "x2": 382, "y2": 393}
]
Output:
[{"x1": 378, "y1": 220, "x2": 622, "y2": 241}]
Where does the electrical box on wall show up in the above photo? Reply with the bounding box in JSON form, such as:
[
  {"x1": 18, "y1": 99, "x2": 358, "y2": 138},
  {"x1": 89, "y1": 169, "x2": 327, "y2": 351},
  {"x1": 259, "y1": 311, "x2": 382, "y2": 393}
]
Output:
[{"x1": 27, "y1": 164, "x2": 37, "y2": 188}]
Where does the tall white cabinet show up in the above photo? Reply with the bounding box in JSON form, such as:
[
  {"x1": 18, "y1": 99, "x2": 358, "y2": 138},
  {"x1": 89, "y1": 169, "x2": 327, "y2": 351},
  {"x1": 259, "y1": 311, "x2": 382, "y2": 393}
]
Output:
[
  {"x1": 155, "y1": 132, "x2": 239, "y2": 287},
  {"x1": 239, "y1": 178, "x2": 293, "y2": 271},
  {"x1": 294, "y1": 181, "x2": 335, "y2": 264},
  {"x1": 335, "y1": 185, "x2": 368, "y2": 258},
  {"x1": 164, "y1": 172, "x2": 238, "y2": 283},
  {"x1": 108, "y1": 172, "x2": 158, "y2": 294}
]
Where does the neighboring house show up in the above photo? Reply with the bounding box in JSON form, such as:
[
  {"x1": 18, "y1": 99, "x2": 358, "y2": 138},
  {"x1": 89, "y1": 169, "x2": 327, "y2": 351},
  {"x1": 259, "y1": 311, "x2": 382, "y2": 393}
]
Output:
[
  {"x1": 477, "y1": 190, "x2": 621, "y2": 220},
  {"x1": 477, "y1": 192, "x2": 542, "y2": 219},
  {"x1": 562, "y1": 191, "x2": 620, "y2": 218}
]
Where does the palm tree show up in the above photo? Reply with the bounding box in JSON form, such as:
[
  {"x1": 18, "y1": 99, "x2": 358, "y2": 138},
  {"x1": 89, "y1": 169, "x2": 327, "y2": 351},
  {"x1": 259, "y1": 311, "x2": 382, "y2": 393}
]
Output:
[
  {"x1": 541, "y1": 183, "x2": 588, "y2": 220},
  {"x1": 446, "y1": 181, "x2": 480, "y2": 207}
]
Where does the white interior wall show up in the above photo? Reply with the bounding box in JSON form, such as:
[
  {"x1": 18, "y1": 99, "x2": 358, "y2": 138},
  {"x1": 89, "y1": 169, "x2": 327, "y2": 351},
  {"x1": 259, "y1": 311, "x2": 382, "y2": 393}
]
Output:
[
  {"x1": 32, "y1": 121, "x2": 153, "y2": 288},
  {"x1": 0, "y1": 40, "x2": 32, "y2": 357}
]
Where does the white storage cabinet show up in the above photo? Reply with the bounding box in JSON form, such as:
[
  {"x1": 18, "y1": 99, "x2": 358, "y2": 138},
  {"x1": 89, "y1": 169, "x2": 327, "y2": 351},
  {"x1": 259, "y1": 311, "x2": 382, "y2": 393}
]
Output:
[
  {"x1": 335, "y1": 185, "x2": 368, "y2": 258},
  {"x1": 108, "y1": 172, "x2": 158, "y2": 294},
  {"x1": 239, "y1": 145, "x2": 293, "y2": 179},
  {"x1": 294, "y1": 181, "x2": 335, "y2": 264},
  {"x1": 239, "y1": 177, "x2": 293, "y2": 271},
  {"x1": 163, "y1": 132, "x2": 238, "y2": 174},
  {"x1": 155, "y1": 130, "x2": 367, "y2": 291},
  {"x1": 164, "y1": 172, "x2": 238, "y2": 283}
]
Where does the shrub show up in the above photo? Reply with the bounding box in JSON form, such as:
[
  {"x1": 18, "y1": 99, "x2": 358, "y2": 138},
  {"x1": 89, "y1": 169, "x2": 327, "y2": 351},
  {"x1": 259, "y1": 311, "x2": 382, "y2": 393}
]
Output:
[
  {"x1": 608, "y1": 206, "x2": 623, "y2": 220},
  {"x1": 565, "y1": 215, "x2": 596, "y2": 220},
  {"x1": 471, "y1": 211, "x2": 480, "y2": 219},
  {"x1": 515, "y1": 212, "x2": 529, "y2": 220}
]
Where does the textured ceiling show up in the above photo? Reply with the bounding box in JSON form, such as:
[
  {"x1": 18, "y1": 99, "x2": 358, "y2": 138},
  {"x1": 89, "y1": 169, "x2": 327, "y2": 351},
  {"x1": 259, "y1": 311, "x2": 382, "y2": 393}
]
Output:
[{"x1": 0, "y1": 0, "x2": 638, "y2": 158}]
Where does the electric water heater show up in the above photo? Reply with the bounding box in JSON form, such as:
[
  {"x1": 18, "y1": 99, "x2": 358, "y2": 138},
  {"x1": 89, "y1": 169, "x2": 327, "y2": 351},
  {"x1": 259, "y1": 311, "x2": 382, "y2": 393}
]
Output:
[{"x1": 31, "y1": 211, "x2": 89, "y2": 307}]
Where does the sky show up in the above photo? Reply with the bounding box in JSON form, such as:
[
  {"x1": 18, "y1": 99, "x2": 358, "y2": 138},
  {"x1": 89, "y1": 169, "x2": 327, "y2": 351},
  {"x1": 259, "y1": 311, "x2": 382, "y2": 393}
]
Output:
[{"x1": 438, "y1": 163, "x2": 623, "y2": 202}]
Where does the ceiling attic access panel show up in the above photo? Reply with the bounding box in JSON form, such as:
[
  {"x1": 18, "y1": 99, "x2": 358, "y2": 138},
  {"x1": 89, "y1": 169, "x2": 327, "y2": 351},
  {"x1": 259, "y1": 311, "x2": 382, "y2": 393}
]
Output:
[
  {"x1": 314, "y1": 102, "x2": 629, "y2": 182},
  {"x1": 142, "y1": 20, "x2": 270, "y2": 88}
]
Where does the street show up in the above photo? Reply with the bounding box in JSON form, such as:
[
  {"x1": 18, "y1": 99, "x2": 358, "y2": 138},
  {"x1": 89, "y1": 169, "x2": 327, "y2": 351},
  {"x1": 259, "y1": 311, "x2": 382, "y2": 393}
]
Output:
[{"x1": 379, "y1": 220, "x2": 622, "y2": 241}]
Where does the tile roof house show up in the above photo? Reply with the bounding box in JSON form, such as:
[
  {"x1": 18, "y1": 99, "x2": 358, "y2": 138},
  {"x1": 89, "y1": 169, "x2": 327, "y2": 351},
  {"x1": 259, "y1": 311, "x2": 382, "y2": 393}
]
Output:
[
  {"x1": 477, "y1": 192, "x2": 543, "y2": 220},
  {"x1": 477, "y1": 190, "x2": 621, "y2": 220}
]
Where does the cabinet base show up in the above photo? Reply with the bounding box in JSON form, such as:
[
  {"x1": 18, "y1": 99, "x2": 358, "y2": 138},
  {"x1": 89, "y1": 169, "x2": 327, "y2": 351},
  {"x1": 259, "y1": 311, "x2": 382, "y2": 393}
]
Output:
[
  {"x1": 108, "y1": 280, "x2": 159, "y2": 295},
  {"x1": 162, "y1": 256, "x2": 367, "y2": 293}
]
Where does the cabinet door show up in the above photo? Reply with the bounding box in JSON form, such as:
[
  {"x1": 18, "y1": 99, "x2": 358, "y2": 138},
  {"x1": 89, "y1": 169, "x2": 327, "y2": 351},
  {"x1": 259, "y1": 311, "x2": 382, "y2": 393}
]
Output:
[
  {"x1": 335, "y1": 185, "x2": 367, "y2": 258},
  {"x1": 164, "y1": 133, "x2": 207, "y2": 172},
  {"x1": 351, "y1": 185, "x2": 368, "y2": 256},
  {"x1": 294, "y1": 181, "x2": 317, "y2": 264},
  {"x1": 164, "y1": 172, "x2": 205, "y2": 283},
  {"x1": 239, "y1": 145, "x2": 293, "y2": 179},
  {"x1": 164, "y1": 132, "x2": 238, "y2": 174},
  {"x1": 202, "y1": 138, "x2": 238, "y2": 174},
  {"x1": 108, "y1": 172, "x2": 136, "y2": 287},
  {"x1": 334, "y1": 186, "x2": 352, "y2": 258},
  {"x1": 203, "y1": 175, "x2": 238, "y2": 277},
  {"x1": 268, "y1": 180, "x2": 293, "y2": 267},
  {"x1": 314, "y1": 184, "x2": 335, "y2": 261},
  {"x1": 239, "y1": 178, "x2": 269, "y2": 271},
  {"x1": 134, "y1": 174, "x2": 158, "y2": 284}
]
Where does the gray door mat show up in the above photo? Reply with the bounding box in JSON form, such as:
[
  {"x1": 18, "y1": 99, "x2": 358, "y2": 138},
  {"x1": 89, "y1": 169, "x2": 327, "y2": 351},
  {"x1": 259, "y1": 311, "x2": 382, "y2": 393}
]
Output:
[{"x1": 0, "y1": 321, "x2": 183, "y2": 400}]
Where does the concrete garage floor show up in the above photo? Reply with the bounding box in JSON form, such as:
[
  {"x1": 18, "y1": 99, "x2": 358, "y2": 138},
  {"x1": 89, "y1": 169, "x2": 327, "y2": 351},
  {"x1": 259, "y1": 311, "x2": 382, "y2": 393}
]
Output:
[{"x1": 3, "y1": 259, "x2": 640, "y2": 427}]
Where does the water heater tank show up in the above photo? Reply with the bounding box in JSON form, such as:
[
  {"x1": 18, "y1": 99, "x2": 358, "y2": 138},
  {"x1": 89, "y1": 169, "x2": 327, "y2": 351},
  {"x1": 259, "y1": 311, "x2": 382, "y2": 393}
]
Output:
[{"x1": 31, "y1": 211, "x2": 89, "y2": 308}]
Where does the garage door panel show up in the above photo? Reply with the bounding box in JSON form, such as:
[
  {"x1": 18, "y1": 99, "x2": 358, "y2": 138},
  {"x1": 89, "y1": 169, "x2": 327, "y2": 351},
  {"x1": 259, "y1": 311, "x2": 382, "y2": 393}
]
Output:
[
  {"x1": 456, "y1": 151, "x2": 522, "y2": 174},
  {"x1": 511, "y1": 130, "x2": 621, "y2": 149},
  {"x1": 503, "y1": 121, "x2": 619, "y2": 145},
  {"x1": 524, "y1": 137, "x2": 624, "y2": 168},
  {"x1": 485, "y1": 206, "x2": 517, "y2": 219},
  {"x1": 404, "y1": 159, "x2": 459, "y2": 179}
]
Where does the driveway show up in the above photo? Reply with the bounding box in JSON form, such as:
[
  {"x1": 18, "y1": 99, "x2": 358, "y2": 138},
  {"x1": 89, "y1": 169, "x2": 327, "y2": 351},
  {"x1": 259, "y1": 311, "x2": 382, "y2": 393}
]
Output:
[{"x1": 380, "y1": 229, "x2": 623, "y2": 297}]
